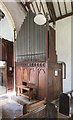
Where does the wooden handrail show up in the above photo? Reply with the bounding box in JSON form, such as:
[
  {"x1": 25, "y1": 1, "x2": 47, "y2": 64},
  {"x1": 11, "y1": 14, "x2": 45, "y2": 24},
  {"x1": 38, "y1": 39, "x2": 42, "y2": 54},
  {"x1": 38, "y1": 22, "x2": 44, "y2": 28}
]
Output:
[
  {"x1": 27, "y1": 98, "x2": 46, "y2": 110},
  {"x1": 15, "y1": 104, "x2": 46, "y2": 120},
  {"x1": 15, "y1": 98, "x2": 46, "y2": 119}
]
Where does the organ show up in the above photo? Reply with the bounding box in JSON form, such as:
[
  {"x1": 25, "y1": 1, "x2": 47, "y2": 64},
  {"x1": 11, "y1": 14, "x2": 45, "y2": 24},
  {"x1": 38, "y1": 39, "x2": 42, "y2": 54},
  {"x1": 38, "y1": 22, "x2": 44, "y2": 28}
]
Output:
[{"x1": 16, "y1": 11, "x2": 62, "y2": 101}]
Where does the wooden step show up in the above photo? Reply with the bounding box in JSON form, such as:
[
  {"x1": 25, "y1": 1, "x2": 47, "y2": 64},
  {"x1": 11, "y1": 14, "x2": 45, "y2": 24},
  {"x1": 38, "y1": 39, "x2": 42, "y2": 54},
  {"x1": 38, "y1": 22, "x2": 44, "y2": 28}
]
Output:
[
  {"x1": 11, "y1": 96, "x2": 26, "y2": 105},
  {"x1": 11, "y1": 96, "x2": 39, "y2": 105},
  {"x1": 20, "y1": 93, "x2": 31, "y2": 100},
  {"x1": 16, "y1": 85, "x2": 30, "y2": 91}
]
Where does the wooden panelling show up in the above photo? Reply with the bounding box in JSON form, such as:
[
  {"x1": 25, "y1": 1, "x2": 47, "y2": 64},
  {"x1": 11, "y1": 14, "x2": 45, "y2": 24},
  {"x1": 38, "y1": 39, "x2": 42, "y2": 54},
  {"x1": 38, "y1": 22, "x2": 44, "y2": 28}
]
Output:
[
  {"x1": 16, "y1": 67, "x2": 22, "y2": 85},
  {"x1": 23, "y1": 69, "x2": 28, "y2": 82},
  {"x1": 38, "y1": 70, "x2": 46, "y2": 100},
  {"x1": 0, "y1": 40, "x2": 2, "y2": 60},
  {"x1": 16, "y1": 61, "x2": 62, "y2": 101},
  {"x1": 0, "y1": 38, "x2": 14, "y2": 92},
  {"x1": 0, "y1": 68, "x2": 7, "y2": 87},
  {"x1": 49, "y1": 26, "x2": 57, "y2": 62},
  {"x1": 48, "y1": 63, "x2": 62, "y2": 101},
  {"x1": 48, "y1": 67, "x2": 54, "y2": 101},
  {"x1": 7, "y1": 76, "x2": 13, "y2": 91},
  {"x1": 29, "y1": 69, "x2": 36, "y2": 84}
]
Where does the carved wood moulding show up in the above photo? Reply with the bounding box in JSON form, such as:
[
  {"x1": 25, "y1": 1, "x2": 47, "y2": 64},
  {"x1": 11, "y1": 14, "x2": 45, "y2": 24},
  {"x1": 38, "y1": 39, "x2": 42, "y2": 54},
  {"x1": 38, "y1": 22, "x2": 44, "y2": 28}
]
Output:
[{"x1": 16, "y1": 62, "x2": 46, "y2": 68}]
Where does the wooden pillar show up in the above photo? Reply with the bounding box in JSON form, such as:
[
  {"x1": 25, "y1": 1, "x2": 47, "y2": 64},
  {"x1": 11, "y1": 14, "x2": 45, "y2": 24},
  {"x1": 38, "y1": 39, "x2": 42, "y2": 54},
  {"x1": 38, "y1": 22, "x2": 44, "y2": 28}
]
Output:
[
  {"x1": 46, "y1": 15, "x2": 49, "y2": 101},
  {"x1": 13, "y1": 28, "x2": 17, "y2": 92},
  {"x1": 46, "y1": 14, "x2": 49, "y2": 59},
  {"x1": 23, "y1": 104, "x2": 27, "y2": 115}
]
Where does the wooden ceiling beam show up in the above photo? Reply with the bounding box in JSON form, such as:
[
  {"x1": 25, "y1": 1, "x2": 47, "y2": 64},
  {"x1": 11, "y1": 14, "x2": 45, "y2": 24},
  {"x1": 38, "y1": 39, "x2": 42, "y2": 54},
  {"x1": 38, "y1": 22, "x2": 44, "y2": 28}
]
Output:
[
  {"x1": 56, "y1": 12, "x2": 73, "y2": 21},
  {"x1": 49, "y1": 12, "x2": 73, "y2": 23},
  {"x1": 64, "y1": 0, "x2": 67, "y2": 14},
  {"x1": 25, "y1": 2, "x2": 31, "y2": 6},
  {"x1": 19, "y1": 2, "x2": 28, "y2": 13},
  {"x1": 48, "y1": 9, "x2": 53, "y2": 22},
  {"x1": 26, "y1": 2, "x2": 31, "y2": 10},
  {"x1": 40, "y1": 2, "x2": 46, "y2": 16},
  {"x1": 46, "y1": 1, "x2": 56, "y2": 24},
  {"x1": 31, "y1": 3, "x2": 36, "y2": 14},
  {"x1": 57, "y1": 0, "x2": 62, "y2": 17},
  {"x1": 71, "y1": 0, "x2": 73, "y2": 12},
  {"x1": 35, "y1": 2, "x2": 40, "y2": 12}
]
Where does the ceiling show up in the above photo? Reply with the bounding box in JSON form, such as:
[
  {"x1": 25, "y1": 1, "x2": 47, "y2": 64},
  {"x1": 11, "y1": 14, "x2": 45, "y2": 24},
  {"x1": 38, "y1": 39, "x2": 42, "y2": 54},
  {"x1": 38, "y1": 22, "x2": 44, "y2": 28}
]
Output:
[
  {"x1": 1, "y1": 0, "x2": 73, "y2": 33},
  {"x1": 2, "y1": 1, "x2": 26, "y2": 33},
  {"x1": 20, "y1": 0, "x2": 73, "y2": 24}
]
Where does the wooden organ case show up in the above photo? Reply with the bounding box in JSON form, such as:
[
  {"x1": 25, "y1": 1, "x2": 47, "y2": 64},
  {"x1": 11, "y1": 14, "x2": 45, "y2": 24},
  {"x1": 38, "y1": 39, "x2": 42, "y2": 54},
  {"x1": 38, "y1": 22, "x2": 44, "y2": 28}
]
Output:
[{"x1": 16, "y1": 11, "x2": 62, "y2": 101}]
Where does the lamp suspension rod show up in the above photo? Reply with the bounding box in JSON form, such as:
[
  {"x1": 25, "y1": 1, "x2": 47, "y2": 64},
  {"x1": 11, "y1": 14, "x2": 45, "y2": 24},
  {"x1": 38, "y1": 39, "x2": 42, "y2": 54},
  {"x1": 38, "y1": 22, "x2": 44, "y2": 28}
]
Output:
[{"x1": 40, "y1": 0, "x2": 41, "y2": 12}]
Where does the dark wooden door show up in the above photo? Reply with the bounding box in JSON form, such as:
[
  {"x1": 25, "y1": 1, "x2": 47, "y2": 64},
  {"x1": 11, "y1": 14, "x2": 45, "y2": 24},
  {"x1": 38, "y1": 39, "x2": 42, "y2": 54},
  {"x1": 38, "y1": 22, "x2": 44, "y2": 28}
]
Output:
[
  {"x1": 16, "y1": 67, "x2": 22, "y2": 85},
  {"x1": 0, "y1": 39, "x2": 14, "y2": 92}
]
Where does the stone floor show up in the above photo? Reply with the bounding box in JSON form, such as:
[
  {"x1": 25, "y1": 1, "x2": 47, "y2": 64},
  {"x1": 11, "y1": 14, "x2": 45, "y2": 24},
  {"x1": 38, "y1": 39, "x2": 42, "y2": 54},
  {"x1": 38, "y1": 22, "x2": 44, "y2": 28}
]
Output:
[
  {"x1": 0, "y1": 95, "x2": 39, "y2": 119},
  {"x1": 11, "y1": 95, "x2": 39, "y2": 105},
  {"x1": 0, "y1": 95, "x2": 72, "y2": 119},
  {"x1": 2, "y1": 100, "x2": 23, "y2": 119},
  {"x1": 0, "y1": 86, "x2": 6, "y2": 95}
]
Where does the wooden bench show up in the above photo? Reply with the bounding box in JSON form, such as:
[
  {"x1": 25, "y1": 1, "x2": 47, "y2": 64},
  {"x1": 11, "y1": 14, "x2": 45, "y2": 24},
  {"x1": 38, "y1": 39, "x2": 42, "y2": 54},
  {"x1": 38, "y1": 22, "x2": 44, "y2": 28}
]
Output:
[
  {"x1": 15, "y1": 98, "x2": 46, "y2": 119},
  {"x1": 23, "y1": 98, "x2": 46, "y2": 114},
  {"x1": 15, "y1": 99, "x2": 58, "y2": 120},
  {"x1": 16, "y1": 85, "x2": 35, "y2": 101}
]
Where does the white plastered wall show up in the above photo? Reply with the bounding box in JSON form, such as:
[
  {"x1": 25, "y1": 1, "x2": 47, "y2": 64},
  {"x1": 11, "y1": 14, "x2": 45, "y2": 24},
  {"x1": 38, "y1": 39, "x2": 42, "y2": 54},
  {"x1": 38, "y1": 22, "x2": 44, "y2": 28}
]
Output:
[
  {"x1": 56, "y1": 16, "x2": 71, "y2": 93},
  {"x1": 71, "y1": 16, "x2": 73, "y2": 91},
  {"x1": 0, "y1": 16, "x2": 13, "y2": 41}
]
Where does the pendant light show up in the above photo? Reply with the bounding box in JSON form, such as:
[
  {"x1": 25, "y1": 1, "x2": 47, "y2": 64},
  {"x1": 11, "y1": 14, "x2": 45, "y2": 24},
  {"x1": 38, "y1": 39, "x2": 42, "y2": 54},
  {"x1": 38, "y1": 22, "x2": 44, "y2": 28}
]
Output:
[{"x1": 34, "y1": 1, "x2": 46, "y2": 25}]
